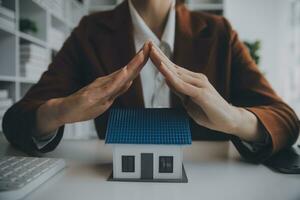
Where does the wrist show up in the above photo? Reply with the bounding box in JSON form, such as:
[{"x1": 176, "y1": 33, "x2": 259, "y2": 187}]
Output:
[
  {"x1": 227, "y1": 106, "x2": 244, "y2": 136},
  {"x1": 36, "y1": 98, "x2": 66, "y2": 133},
  {"x1": 48, "y1": 97, "x2": 68, "y2": 126},
  {"x1": 227, "y1": 106, "x2": 263, "y2": 142},
  {"x1": 222, "y1": 105, "x2": 242, "y2": 136}
]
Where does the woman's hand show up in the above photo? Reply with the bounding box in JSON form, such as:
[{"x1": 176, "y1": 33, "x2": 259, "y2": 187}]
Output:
[
  {"x1": 149, "y1": 43, "x2": 263, "y2": 142},
  {"x1": 35, "y1": 42, "x2": 150, "y2": 137}
]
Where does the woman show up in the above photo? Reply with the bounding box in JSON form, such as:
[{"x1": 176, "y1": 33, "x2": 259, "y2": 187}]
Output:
[{"x1": 3, "y1": 0, "x2": 299, "y2": 162}]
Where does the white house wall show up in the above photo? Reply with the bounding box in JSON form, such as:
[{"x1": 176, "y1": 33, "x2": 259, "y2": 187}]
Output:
[{"x1": 113, "y1": 145, "x2": 183, "y2": 179}]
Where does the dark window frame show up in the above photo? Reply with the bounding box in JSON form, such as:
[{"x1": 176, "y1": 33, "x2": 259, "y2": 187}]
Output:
[
  {"x1": 122, "y1": 155, "x2": 135, "y2": 172},
  {"x1": 159, "y1": 156, "x2": 173, "y2": 173}
]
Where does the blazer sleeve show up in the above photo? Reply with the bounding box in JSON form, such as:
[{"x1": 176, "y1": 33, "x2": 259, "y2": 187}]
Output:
[
  {"x1": 223, "y1": 18, "x2": 300, "y2": 162},
  {"x1": 2, "y1": 17, "x2": 89, "y2": 153}
]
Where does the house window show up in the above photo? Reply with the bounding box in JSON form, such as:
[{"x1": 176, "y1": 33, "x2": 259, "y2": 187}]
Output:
[
  {"x1": 159, "y1": 156, "x2": 173, "y2": 173},
  {"x1": 122, "y1": 156, "x2": 135, "y2": 172}
]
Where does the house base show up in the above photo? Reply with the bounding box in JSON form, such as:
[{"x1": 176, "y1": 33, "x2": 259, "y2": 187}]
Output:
[{"x1": 107, "y1": 165, "x2": 188, "y2": 183}]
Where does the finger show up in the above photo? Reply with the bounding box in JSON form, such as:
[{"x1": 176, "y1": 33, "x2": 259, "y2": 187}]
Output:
[
  {"x1": 94, "y1": 68, "x2": 123, "y2": 86},
  {"x1": 96, "y1": 41, "x2": 150, "y2": 92},
  {"x1": 176, "y1": 71, "x2": 205, "y2": 88},
  {"x1": 176, "y1": 66, "x2": 208, "y2": 83},
  {"x1": 159, "y1": 62, "x2": 198, "y2": 98},
  {"x1": 150, "y1": 46, "x2": 178, "y2": 82},
  {"x1": 149, "y1": 50, "x2": 208, "y2": 84},
  {"x1": 151, "y1": 43, "x2": 174, "y2": 67},
  {"x1": 104, "y1": 68, "x2": 122, "y2": 78},
  {"x1": 149, "y1": 41, "x2": 209, "y2": 83},
  {"x1": 165, "y1": 79, "x2": 186, "y2": 101},
  {"x1": 149, "y1": 43, "x2": 209, "y2": 87},
  {"x1": 149, "y1": 45, "x2": 162, "y2": 67},
  {"x1": 150, "y1": 44, "x2": 175, "y2": 71},
  {"x1": 150, "y1": 45, "x2": 209, "y2": 97},
  {"x1": 100, "y1": 67, "x2": 130, "y2": 99},
  {"x1": 98, "y1": 42, "x2": 150, "y2": 89},
  {"x1": 98, "y1": 41, "x2": 151, "y2": 85},
  {"x1": 125, "y1": 41, "x2": 151, "y2": 80}
]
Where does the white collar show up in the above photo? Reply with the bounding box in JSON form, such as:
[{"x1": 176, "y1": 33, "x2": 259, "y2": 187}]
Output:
[{"x1": 128, "y1": 0, "x2": 175, "y2": 53}]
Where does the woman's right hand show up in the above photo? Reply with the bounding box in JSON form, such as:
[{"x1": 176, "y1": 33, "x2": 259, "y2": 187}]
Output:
[{"x1": 35, "y1": 42, "x2": 150, "y2": 137}]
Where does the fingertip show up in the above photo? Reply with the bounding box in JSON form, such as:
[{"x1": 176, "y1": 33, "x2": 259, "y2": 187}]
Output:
[
  {"x1": 161, "y1": 62, "x2": 175, "y2": 77},
  {"x1": 149, "y1": 46, "x2": 155, "y2": 57},
  {"x1": 151, "y1": 47, "x2": 161, "y2": 62},
  {"x1": 150, "y1": 46, "x2": 158, "y2": 55},
  {"x1": 152, "y1": 42, "x2": 161, "y2": 52},
  {"x1": 161, "y1": 62, "x2": 170, "y2": 72},
  {"x1": 138, "y1": 50, "x2": 146, "y2": 64},
  {"x1": 158, "y1": 61, "x2": 167, "y2": 73},
  {"x1": 146, "y1": 42, "x2": 152, "y2": 51},
  {"x1": 149, "y1": 50, "x2": 159, "y2": 66},
  {"x1": 143, "y1": 42, "x2": 151, "y2": 56},
  {"x1": 148, "y1": 41, "x2": 155, "y2": 50},
  {"x1": 144, "y1": 40, "x2": 151, "y2": 47},
  {"x1": 146, "y1": 40, "x2": 154, "y2": 46},
  {"x1": 131, "y1": 48, "x2": 144, "y2": 65}
]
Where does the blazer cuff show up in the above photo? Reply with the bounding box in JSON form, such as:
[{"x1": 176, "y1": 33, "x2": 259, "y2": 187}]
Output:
[
  {"x1": 240, "y1": 130, "x2": 270, "y2": 153},
  {"x1": 231, "y1": 108, "x2": 274, "y2": 163},
  {"x1": 3, "y1": 100, "x2": 64, "y2": 153},
  {"x1": 30, "y1": 125, "x2": 64, "y2": 153},
  {"x1": 244, "y1": 106, "x2": 299, "y2": 154},
  {"x1": 231, "y1": 133, "x2": 273, "y2": 163},
  {"x1": 28, "y1": 102, "x2": 65, "y2": 153},
  {"x1": 32, "y1": 130, "x2": 59, "y2": 150}
]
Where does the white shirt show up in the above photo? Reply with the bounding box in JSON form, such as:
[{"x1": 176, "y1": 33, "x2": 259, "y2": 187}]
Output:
[{"x1": 128, "y1": 0, "x2": 175, "y2": 108}]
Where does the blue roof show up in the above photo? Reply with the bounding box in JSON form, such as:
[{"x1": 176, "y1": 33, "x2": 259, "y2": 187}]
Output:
[{"x1": 105, "y1": 108, "x2": 192, "y2": 145}]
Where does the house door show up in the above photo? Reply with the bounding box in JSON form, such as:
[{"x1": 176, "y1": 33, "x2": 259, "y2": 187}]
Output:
[{"x1": 141, "y1": 153, "x2": 153, "y2": 179}]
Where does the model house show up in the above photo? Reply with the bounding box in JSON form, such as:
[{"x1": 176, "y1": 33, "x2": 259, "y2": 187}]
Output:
[{"x1": 105, "y1": 108, "x2": 192, "y2": 183}]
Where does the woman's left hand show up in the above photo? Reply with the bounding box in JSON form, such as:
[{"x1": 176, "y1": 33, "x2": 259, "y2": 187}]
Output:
[{"x1": 149, "y1": 43, "x2": 263, "y2": 142}]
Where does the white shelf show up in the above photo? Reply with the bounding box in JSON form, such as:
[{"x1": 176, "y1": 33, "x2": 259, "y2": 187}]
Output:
[
  {"x1": 89, "y1": 4, "x2": 116, "y2": 12},
  {"x1": 0, "y1": 29, "x2": 16, "y2": 77},
  {"x1": 18, "y1": 76, "x2": 39, "y2": 84},
  {"x1": 0, "y1": 21, "x2": 16, "y2": 35},
  {"x1": 186, "y1": 3, "x2": 224, "y2": 11},
  {"x1": 0, "y1": 75, "x2": 17, "y2": 82},
  {"x1": 0, "y1": 0, "x2": 16, "y2": 12},
  {"x1": 0, "y1": 1, "x2": 87, "y2": 103},
  {"x1": 50, "y1": 12, "x2": 73, "y2": 29},
  {"x1": 0, "y1": 0, "x2": 91, "y2": 139},
  {"x1": 19, "y1": 31, "x2": 47, "y2": 47},
  {"x1": 88, "y1": 1, "x2": 224, "y2": 12}
]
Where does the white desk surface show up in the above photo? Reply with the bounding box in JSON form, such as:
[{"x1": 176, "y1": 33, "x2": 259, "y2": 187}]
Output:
[{"x1": 0, "y1": 135, "x2": 299, "y2": 200}]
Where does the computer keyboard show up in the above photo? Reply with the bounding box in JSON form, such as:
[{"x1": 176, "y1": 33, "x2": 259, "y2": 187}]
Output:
[{"x1": 0, "y1": 156, "x2": 65, "y2": 200}]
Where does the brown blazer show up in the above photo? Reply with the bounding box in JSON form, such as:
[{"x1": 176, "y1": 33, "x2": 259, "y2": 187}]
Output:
[{"x1": 3, "y1": 1, "x2": 299, "y2": 162}]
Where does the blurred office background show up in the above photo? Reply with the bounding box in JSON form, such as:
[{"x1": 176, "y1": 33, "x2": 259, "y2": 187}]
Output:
[{"x1": 0, "y1": 0, "x2": 299, "y2": 140}]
